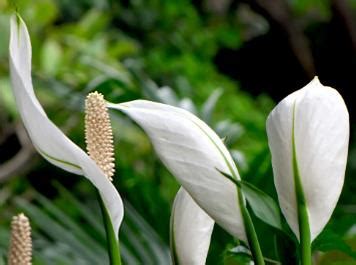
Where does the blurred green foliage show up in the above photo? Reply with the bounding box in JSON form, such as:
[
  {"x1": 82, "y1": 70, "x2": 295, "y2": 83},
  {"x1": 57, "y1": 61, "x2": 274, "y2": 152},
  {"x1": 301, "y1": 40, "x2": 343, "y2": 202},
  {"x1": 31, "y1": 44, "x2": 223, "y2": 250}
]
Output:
[{"x1": 0, "y1": 0, "x2": 355, "y2": 264}]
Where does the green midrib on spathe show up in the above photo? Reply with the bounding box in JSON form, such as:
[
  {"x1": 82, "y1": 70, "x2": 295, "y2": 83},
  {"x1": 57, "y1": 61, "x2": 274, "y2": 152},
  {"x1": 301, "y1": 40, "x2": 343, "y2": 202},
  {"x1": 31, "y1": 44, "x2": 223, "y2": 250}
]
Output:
[
  {"x1": 37, "y1": 147, "x2": 82, "y2": 171},
  {"x1": 292, "y1": 102, "x2": 312, "y2": 265},
  {"x1": 186, "y1": 114, "x2": 265, "y2": 265}
]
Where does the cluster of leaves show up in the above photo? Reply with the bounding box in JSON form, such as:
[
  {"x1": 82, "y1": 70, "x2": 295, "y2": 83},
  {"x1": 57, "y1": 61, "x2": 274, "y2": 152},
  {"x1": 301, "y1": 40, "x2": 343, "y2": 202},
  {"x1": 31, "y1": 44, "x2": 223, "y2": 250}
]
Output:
[{"x1": 0, "y1": 0, "x2": 355, "y2": 264}]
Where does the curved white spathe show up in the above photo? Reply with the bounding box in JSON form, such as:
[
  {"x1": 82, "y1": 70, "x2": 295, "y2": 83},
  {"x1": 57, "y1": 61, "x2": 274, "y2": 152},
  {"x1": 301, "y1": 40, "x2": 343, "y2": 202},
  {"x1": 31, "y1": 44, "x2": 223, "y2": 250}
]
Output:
[
  {"x1": 108, "y1": 100, "x2": 247, "y2": 242},
  {"x1": 9, "y1": 15, "x2": 123, "y2": 238},
  {"x1": 171, "y1": 188, "x2": 214, "y2": 265},
  {"x1": 266, "y1": 77, "x2": 349, "y2": 241}
]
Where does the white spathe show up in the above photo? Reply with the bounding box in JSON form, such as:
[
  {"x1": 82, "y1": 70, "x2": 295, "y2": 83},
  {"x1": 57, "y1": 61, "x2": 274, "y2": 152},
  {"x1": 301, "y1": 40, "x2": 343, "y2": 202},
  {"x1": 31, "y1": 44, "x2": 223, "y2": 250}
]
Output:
[
  {"x1": 108, "y1": 100, "x2": 247, "y2": 242},
  {"x1": 171, "y1": 188, "x2": 214, "y2": 265},
  {"x1": 9, "y1": 15, "x2": 123, "y2": 238},
  {"x1": 266, "y1": 77, "x2": 349, "y2": 241}
]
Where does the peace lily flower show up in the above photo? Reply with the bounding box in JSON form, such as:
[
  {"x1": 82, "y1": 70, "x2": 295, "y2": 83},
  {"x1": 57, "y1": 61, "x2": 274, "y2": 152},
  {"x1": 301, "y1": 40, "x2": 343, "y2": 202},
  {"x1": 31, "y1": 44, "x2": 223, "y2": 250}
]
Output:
[
  {"x1": 108, "y1": 100, "x2": 265, "y2": 264},
  {"x1": 170, "y1": 188, "x2": 214, "y2": 265},
  {"x1": 108, "y1": 100, "x2": 246, "y2": 238},
  {"x1": 266, "y1": 77, "x2": 349, "y2": 264},
  {"x1": 9, "y1": 14, "x2": 123, "y2": 247}
]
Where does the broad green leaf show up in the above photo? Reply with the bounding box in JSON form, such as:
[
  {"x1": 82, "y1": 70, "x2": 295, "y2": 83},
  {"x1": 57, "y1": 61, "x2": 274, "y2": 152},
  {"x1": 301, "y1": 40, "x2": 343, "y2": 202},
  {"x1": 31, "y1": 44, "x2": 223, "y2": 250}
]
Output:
[
  {"x1": 240, "y1": 181, "x2": 282, "y2": 231},
  {"x1": 218, "y1": 170, "x2": 282, "y2": 231},
  {"x1": 312, "y1": 228, "x2": 356, "y2": 259}
]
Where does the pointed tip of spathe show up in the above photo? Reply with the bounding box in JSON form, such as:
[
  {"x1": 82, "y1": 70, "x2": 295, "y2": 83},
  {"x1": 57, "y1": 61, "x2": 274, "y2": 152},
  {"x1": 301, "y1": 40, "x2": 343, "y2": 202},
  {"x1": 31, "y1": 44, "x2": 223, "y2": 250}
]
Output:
[
  {"x1": 306, "y1": 76, "x2": 343, "y2": 97},
  {"x1": 15, "y1": 12, "x2": 21, "y2": 23},
  {"x1": 106, "y1": 102, "x2": 130, "y2": 110},
  {"x1": 308, "y1": 76, "x2": 322, "y2": 87},
  {"x1": 9, "y1": 12, "x2": 27, "y2": 48},
  {"x1": 10, "y1": 12, "x2": 22, "y2": 27},
  {"x1": 303, "y1": 76, "x2": 326, "y2": 93},
  {"x1": 312, "y1": 75, "x2": 320, "y2": 83}
]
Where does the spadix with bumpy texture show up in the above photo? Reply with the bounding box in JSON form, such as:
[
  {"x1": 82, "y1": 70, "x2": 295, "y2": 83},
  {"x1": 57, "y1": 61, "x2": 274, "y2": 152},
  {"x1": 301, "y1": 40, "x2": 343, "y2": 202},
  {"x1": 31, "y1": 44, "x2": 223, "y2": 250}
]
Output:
[
  {"x1": 108, "y1": 100, "x2": 248, "y2": 243},
  {"x1": 8, "y1": 213, "x2": 32, "y2": 265},
  {"x1": 85, "y1": 92, "x2": 115, "y2": 181},
  {"x1": 9, "y1": 15, "x2": 123, "y2": 239},
  {"x1": 267, "y1": 77, "x2": 349, "y2": 241}
]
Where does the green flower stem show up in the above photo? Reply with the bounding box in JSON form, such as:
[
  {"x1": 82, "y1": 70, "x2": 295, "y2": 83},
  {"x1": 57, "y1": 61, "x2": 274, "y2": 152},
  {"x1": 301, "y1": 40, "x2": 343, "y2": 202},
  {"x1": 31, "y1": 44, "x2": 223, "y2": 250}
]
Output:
[
  {"x1": 298, "y1": 202, "x2": 311, "y2": 265},
  {"x1": 238, "y1": 190, "x2": 265, "y2": 265},
  {"x1": 200, "y1": 122, "x2": 265, "y2": 264},
  {"x1": 293, "y1": 159, "x2": 312, "y2": 265},
  {"x1": 97, "y1": 191, "x2": 122, "y2": 265},
  {"x1": 217, "y1": 169, "x2": 265, "y2": 264},
  {"x1": 292, "y1": 103, "x2": 312, "y2": 265}
]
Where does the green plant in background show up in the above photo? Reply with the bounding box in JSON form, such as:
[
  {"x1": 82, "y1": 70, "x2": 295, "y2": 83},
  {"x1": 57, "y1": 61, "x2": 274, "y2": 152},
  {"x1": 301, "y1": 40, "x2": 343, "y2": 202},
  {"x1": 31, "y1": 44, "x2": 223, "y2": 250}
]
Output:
[{"x1": 0, "y1": 1, "x2": 355, "y2": 264}]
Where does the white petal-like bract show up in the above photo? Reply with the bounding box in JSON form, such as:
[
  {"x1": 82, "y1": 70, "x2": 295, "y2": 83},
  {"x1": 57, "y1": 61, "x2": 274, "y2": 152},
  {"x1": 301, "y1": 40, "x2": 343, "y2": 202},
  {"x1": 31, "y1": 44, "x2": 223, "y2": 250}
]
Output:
[
  {"x1": 171, "y1": 188, "x2": 214, "y2": 265},
  {"x1": 109, "y1": 100, "x2": 247, "y2": 242},
  {"x1": 267, "y1": 77, "x2": 349, "y2": 241},
  {"x1": 9, "y1": 15, "x2": 123, "y2": 238}
]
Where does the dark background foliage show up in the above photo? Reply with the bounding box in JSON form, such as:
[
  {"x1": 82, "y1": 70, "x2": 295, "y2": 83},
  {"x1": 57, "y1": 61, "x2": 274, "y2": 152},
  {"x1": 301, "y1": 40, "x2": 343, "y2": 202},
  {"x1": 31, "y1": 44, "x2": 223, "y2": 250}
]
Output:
[{"x1": 0, "y1": 0, "x2": 355, "y2": 264}]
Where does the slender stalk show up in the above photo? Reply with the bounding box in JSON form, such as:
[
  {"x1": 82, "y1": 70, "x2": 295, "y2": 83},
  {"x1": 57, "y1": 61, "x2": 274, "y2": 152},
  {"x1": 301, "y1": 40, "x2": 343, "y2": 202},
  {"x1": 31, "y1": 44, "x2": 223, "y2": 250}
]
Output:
[
  {"x1": 170, "y1": 201, "x2": 179, "y2": 265},
  {"x1": 238, "y1": 190, "x2": 265, "y2": 265},
  {"x1": 97, "y1": 191, "x2": 122, "y2": 265},
  {"x1": 297, "y1": 203, "x2": 311, "y2": 265},
  {"x1": 209, "y1": 133, "x2": 265, "y2": 263},
  {"x1": 292, "y1": 103, "x2": 312, "y2": 265},
  {"x1": 293, "y1": 159, "x2": 311, "y2": 265},
  {"x1": 217, "y1": 169, "x2": 265, "y2": 264}
]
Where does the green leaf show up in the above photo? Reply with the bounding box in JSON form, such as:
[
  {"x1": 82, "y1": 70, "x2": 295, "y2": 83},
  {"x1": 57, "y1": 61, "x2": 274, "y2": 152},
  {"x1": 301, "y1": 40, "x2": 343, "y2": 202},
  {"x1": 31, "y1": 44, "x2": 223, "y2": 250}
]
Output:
[
  {"x1": 54, "y1": 183, "x2": 170, "y2": 263},
  {"x1": 35, "y1": 192, "x2": 107, "y2": 257},
  {"x1": 228, "y1": 245, "x2": 282, "y2": 265},
  {"x1": 201, "y1": 89, "x2": 223, "y2": 124},
  {"x1": 312, "y1": 228, "x2": 356, "y2": 259},
  {"x1": 53, "y1": 181, "x2": 105, "y2": 235},
  {"x1": 218, "y1": 170, "x2": 283, "y2": 231},
  {"x1": 241, "y1": 181, "x2": 283, "y2": 231},
  {"x1": 0, "y1": 255, "x2": 5, "y2": 265},
  {"x1": 40, "y1": 39, "x2": 62, "y2": 75},
  {"x1": 123, "y1": 202, "x2": 170, "y2": 264}
]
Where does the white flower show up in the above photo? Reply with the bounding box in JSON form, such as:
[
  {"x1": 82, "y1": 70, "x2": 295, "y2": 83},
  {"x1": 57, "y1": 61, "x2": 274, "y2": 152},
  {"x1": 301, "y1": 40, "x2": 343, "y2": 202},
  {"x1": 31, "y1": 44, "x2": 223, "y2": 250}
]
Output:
[
  {"x1": 266, "y1": 77, "x2": 349, "y2": 241},
  {"x1": 170, "y1": 188, "x2": 214, "y2": 265},
  {"x1": 108, "y1": 100, "x2": 247, "y2": 242},
  {"x1": 9, "y1": 15, "x2": 123, "y2": 238}
]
